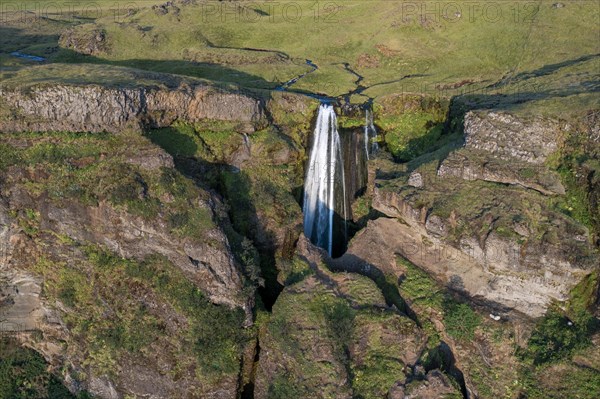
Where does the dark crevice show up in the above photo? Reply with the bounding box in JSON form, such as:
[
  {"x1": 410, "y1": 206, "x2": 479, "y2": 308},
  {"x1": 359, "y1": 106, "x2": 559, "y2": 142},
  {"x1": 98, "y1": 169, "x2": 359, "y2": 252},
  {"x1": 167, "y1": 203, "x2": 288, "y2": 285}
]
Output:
[
  {"x1": 144, "y1": 130, "x2": 285, "y2": 312},
  {"x1": 257, "y1": 268, "x2": 283, "y2": 311},
  {"x1": 240, "y1": 382, "x2": 254, "y2": 399},
  {"x1": 240, "y1": 339, "x2": 260, "y2": 399},
  {"x1": 420, "y1": 341, "x2": 469, "y2": 399}
]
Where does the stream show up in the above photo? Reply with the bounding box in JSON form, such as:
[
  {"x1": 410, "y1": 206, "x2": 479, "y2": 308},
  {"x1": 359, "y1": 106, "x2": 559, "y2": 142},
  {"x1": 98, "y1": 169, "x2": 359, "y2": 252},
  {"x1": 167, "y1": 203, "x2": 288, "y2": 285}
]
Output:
[{"x1": 10, "y1": 51, "x2": 46, "y2": 62}]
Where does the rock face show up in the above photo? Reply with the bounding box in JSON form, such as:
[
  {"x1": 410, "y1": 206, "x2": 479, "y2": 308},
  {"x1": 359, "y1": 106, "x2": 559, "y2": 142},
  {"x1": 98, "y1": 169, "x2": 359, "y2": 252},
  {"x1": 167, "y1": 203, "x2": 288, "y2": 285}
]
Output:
[
  {"x1": 0, "y1": 261, "x2": 48, "y2": 333},
  {"x1": 463, "y1": 111, "x2": 561, "y2": 164},
  {"x1": 44, "y1": 199, "x2": 245, "y2": 309},
  {"x1": 365, "y1": 110, "x2": 598, "y2": 318},
  {"x1": 0, "y1": 84, "x2": 266, "y2": 133},
  {"x1": 1, "y1": 163, "x2": 246, "y2": 311},
  {"x1": 391, "y1": 370, "x2": 460, "y2": 399},
  {"x1": 439, "y1": 111, "x2": 567, "y2": 194},
  {"x1": 366, "y1": 185, "x2": 595, "y2": 318},
  {"x1": 0, "y1": 132, "x2": 250, "y2": 398},
  {"x1": 438, "y1": 148, "x2": 565, "y2": 195}
]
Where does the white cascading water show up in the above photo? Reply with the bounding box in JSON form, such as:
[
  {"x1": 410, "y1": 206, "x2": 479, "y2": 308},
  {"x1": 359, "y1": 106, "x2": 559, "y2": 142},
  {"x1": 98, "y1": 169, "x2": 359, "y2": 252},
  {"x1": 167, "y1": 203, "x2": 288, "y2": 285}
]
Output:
[
  {"x1": 364, "y1": 108, "x2": 379, "y2": 159},
  {"x1": 303, "y1": 104, "x2": 347, "y2": 256}
]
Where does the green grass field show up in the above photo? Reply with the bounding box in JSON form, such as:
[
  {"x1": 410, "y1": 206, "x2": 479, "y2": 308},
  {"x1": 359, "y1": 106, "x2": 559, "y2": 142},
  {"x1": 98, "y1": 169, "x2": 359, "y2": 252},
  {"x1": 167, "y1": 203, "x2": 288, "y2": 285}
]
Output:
[{"x1": 1, "y1": 0, "x2": 598, "y2": 112}]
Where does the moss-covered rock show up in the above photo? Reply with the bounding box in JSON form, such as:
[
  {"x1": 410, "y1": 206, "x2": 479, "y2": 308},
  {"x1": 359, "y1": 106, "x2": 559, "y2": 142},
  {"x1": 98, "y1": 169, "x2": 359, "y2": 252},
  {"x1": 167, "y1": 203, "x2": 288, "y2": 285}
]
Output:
[
  {"x1": 374, "y1": 94, "x2": 450, "y2": 162},
  {"x1": 0, "y1": 129, "x2": 252, "y2": 398},
  {"x1": 254, "y1": 254, "x2": 427, "y2": 399}
]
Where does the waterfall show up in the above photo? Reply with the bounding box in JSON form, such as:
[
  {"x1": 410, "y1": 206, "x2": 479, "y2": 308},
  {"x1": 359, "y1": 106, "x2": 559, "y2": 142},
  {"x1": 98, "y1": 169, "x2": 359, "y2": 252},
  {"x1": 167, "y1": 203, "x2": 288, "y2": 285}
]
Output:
[
  {"x1": 303, "y1": 104, "x2": 348, "y2": 257},
  {"x1": 364, "y1": 108, "x2": 379, "y2": 159}
]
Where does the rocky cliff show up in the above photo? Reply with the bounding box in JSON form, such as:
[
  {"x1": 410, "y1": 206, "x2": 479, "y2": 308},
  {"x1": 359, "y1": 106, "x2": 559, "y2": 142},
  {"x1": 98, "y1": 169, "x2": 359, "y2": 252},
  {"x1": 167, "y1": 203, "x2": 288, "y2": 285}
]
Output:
[
  {"x1": 0, "y1": 83, "x2": 266, "y2": 133},
  {"x1": 463, "y1": 111, "x2": 561, "y2": 164},
  {"x1": 0, "y1": 130, "x2": 252, "y2": 398},
  {"x1": 360, "y1": 109, "x2": 598, "y2": 318},
  {"x1": 1, "y1": 80, "x2": 598, "y2": 398},
  {"x1": 253, "y1": 236, "x2": 461, "y2": 399}
]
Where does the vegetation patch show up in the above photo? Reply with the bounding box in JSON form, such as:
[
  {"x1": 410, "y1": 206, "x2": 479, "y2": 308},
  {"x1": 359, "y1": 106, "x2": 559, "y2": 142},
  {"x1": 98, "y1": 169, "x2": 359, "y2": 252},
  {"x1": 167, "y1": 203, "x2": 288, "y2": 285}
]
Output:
[
  {"x1": 0, "y1": 338, "x2": 86, "y2": 399},
  {"x1": 34, "y1": 245, "x2": 246, "y2": 379},
  {"x1": 516, "y1": 272, "x2": 598, "y2": 389}
]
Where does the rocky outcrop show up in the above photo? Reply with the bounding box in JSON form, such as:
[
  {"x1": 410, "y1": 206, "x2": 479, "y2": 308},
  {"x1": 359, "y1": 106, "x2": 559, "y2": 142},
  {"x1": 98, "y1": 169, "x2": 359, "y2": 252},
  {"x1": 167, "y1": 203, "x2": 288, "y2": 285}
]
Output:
[
  {"x1": 390, "y1": 370, "x2": 460, "y2": 399},
  {"x1": 438, "y1": 148, "x2": 565, "y2": 195},
  {"x1": 364, "y1": 185, "x2": 597, "y2": 317},
  {"x1": 437, "y1": 111, "x2": 568, "y2": 195},
  {"x1": 463, "y1": 111, "x2": 561, "y2": 164},
  {"x1": 253, "y1": 237, "x2": 448, "y2": 399},
  {"x1": 351, "y1": 109, "x2": 596, "y2": 317},
  {"x1": 43, "y1": 199, "x2": 246, "y2": 309},
  {"x1": 1, "y1": 168, "x2": 246, "y2": 313},
  {"x1": 59, "y1": 26, "x2": 109, "y2": 56},
  {"x1": 0, "y1": 132, "x2": 251, "y2": 398},
  {"x1": 0, "y1": 254, "x2": 49, "y2": 332},
  {"x1": 0, "y1": 83, "x2": 266, "y2": 133}
]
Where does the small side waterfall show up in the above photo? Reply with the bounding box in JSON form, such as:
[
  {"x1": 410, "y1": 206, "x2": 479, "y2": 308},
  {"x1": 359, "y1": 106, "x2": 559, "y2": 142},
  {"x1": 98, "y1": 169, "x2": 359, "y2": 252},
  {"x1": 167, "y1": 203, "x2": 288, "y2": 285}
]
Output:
[
  {"x1": 341, "y1": 122, "x2": 368, "y2": 202},
  {"x1": 303, "y1": 104, "x2": 348, "y2": 257},
  {"x1": 364, "y1": 108, "x2": 379, "y2": 159}
]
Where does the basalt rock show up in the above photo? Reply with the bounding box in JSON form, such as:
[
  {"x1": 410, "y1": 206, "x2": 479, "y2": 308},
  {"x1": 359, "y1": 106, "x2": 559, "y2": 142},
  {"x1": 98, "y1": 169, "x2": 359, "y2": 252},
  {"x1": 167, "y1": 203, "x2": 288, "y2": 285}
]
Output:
[
  {"x1": 463, "y1": 111, "x2": 562, "y2": 164},
  {"x1": 0, "y1": 83, "x2": 266, "y2": 133},
  {"x1": 365, "y1": 182, "x2": 597, "y2": 317}
]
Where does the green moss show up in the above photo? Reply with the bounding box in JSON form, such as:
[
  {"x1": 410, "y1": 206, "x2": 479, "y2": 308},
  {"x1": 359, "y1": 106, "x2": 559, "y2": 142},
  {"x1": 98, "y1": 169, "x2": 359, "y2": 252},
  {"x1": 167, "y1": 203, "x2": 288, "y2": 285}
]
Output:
[
  {"x1": 569, "y1": 271, "x2": 599, "y2": 314},
  {"x1": 380, "y1": 111, "x2": 445, "y2": 162},
  {"x1": 125, "y1": 254, "x2": 246, "y2": 374},
  {"x1": 397, "y1": 257, "x2": 444, "y2": 311},
  {"x1": 520, "y1": 361, "x2": 600, "y2": 399},
  {"x1": 267, "y1": 276, "x2": 416, "y2": 398},
  {"x1": 341, "y1": 275, "x2": 387, "y2": 307},
  {"x1": 547, "y1": 120, "x2": 600, "y2": 238},
  {"x1": 169, "y1": 208, "x2": 215, "y2": 240},
  {"x1": 18, "y1": 208, "x2": 40, "y2": 237},
  {"x1": 324, "y1": 301, "x2": 356, "y2": 348},
  {"x1": 352, "y1": 358, "x2": 404, "y2": 399},
  {"x1": 521, "y1": 308, "x2": 597, "y2": 365},
  {"x1": 279, "y1": 257, "x2": 314, "y2": 286},
  {"x1": 375, "y1": 94, "x2": 450, "y2": 162},
  {"x1": 351, "y1": 310, "x2": 412, "y2": 399},
  {"x1": 554, "y1": 163, "x2": 593, "y2": 229},
  {"x1": 146, "y1": 120, "x2": 247, "y2": 166},
  {"x1": 35, "y1": 244, "x2": 246, "y2": 378},
  {"x1": 0, "y1": 338, "x2": 79, "y2": 399},
  {"x1": 220, "y1": 170, "x2": 254, "y2": 236},
  {"x1": 145, "y1": 125, "x2": 199, "y2": 158},
  {"x1": 4, "y1": 131, "x2": 217, "y2": 238},
  {"x1": 443, "y1": 302, "x2": 481, "y2": 341},
  {"x1": 337, "y1": 116, "x2": 364, "y2": 129},
  {"x1": 267, "y1": 373, "x2": 305, "y2": 399},
  {"x1": 352, "y1": 195, "x2": 371, "y2": 222},
  {"x1": 0, "y1": 143, "x2": 21, "y2": 171}
]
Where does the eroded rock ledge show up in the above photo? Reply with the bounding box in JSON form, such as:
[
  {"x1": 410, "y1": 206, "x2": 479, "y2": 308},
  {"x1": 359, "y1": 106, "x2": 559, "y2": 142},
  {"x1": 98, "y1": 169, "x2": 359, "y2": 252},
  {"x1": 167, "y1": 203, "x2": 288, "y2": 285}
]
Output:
[
  {"x1": 0, "y1": 83, "x2": 266, "y2": 133},
  {"x1": 359, "y1": 110, "x2": 598, "y2": 318}
]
